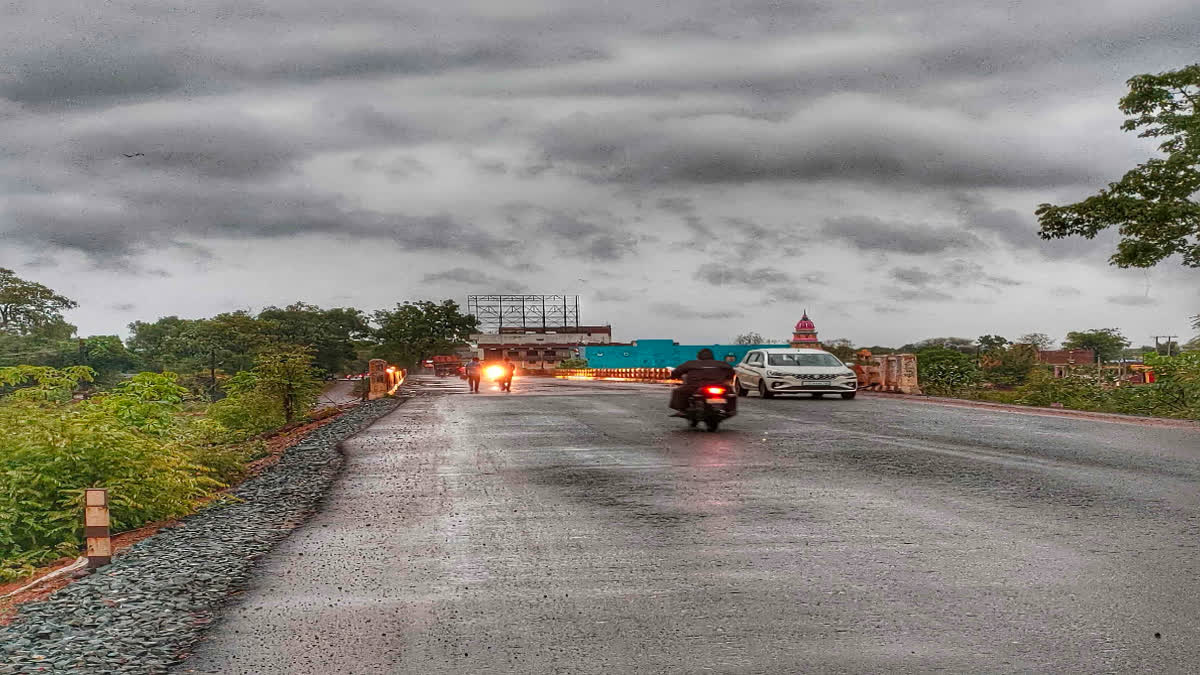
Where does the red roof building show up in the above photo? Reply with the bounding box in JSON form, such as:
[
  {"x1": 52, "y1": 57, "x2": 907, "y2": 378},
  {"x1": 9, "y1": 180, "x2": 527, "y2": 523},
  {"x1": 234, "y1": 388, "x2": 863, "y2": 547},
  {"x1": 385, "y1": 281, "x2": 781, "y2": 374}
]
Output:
[{"x1": 1037, "y1": 349, "x2": 1095, "y2": 365}]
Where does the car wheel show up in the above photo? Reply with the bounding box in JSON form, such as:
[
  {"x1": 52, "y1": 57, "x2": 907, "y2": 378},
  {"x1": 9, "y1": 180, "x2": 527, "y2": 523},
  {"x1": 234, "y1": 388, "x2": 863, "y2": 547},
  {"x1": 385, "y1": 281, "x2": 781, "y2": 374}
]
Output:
[
  {"x1": 758, "y1": 381, "x2": 775, "y2": 399},
  {"x1": 735, "y1": 378, "x2": 748, "y2": 397},
  {"x1": 841, "y1": 391, "x2": 856, "y2": 399}
]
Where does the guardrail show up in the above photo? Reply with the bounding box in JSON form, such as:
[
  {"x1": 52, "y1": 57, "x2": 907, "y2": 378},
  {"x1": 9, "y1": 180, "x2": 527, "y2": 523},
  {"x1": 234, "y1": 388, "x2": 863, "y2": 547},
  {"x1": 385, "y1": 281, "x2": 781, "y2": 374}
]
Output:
[{"x1": 553, "y1": 368, "x2": 679, "y2": 384}]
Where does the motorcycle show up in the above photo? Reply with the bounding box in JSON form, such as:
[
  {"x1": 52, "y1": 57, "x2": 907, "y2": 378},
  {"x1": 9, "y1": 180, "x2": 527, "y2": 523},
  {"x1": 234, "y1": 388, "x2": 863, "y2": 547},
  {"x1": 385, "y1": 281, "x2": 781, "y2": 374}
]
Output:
[{"x1": 683, "y1": 385, "x2": 735, "y2": 432}]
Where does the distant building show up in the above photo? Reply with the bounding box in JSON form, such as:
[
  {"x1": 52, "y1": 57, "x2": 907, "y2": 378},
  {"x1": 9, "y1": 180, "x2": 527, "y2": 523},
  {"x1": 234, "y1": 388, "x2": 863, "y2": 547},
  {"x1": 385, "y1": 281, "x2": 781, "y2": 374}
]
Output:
[
  {"x1": 1037, "y1": 349, "x2": 1095, "y2": 365},
  {"x1": 581, "y1": 339, "x2": 789, "y2": 369},
  {"x1": 473, "y1": 325, "x2": 613, "y2": 371},
  {"x1": 581, "y1": 311, "x2": 823, "y2": 368},
  {"x1": 790, "y1": 311, "x2": 821, "y2": 349}
]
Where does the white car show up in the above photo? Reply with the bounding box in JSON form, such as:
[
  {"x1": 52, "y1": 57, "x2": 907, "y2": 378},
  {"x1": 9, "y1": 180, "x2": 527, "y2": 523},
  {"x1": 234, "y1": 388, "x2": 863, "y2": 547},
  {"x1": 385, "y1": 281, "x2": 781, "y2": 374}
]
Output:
[{"x1": 734, "y1": 348, "x2": 858, "y2": 399}]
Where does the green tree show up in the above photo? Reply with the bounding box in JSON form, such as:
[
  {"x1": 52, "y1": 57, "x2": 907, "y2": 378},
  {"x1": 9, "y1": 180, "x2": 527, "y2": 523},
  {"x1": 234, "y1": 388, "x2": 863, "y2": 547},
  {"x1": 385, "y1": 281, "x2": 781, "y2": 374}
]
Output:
[
  {"x1": 977, "y1": 335, "x2": 1010, "y2": 352},
  {"x1": 916, "y1": 347, "x2": 982, "y2": 396},
  {"x1": 128, "y1": 313, "x2": 271, "y2": 396},
  {"x1": 373, "y1": 300, "x2": 478, "y2": 368},
  {"x1": 1062, "y1": 328, "x2": 1131, "y2": 363},
  {"x1": 0, "y1": 269, "x2": 78, "y2": 336},
  {"x1": 258, "y1": 302, "x2": 370, "y2": 375},
  {"x1": 734, "y1": 332, "x2": 767, "y2": 345},
  {"x1": 1037, "y1": 64, "x2": 1200, "y2": 267},
  {"x1": 249, "y1": 346, "x2": 321, "y2": 423},
  {"x1": 823, "y1": 338, "x2": 856, "y2": 361},
  {"x1": 1018, "y1": 333, "x2": 1055, "y2": 351},
  {"x1": 902, "y1": 337, "x2": 976, "y2": 354}
]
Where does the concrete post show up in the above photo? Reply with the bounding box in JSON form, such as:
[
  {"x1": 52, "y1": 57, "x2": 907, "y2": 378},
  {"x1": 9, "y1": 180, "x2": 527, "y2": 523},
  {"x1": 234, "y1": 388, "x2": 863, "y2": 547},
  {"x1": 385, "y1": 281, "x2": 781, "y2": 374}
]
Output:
[
  {"x1": 367, "y1": 359, "x2": 389, "y2": 400},
  {"x1": 84, "y1": 488, "x2": 111, "y2": 568}
]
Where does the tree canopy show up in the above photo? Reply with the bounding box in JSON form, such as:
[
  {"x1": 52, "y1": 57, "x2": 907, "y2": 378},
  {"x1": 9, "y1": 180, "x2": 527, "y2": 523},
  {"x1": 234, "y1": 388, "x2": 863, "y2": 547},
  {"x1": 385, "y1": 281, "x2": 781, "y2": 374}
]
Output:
[
  {"x1": 1037, "y1": 64, "x2": 1200, "y2": 267},
  {"x1": 0, "y1": 268, "x2": 78, "y2": 336},
  {"x1": 373, "y1": 300, "x2": 478, "y2": 367},
  {"x1": 1062, "y1": 328, "x2": 1131, "y2": 363}
]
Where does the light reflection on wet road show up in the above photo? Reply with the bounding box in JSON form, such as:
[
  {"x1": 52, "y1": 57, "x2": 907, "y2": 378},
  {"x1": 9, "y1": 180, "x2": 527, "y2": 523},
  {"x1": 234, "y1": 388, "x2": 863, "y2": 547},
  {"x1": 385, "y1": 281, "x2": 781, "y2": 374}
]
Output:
[{"x1": 181, "y1": 377, "x2": 1200, "y2": 674}]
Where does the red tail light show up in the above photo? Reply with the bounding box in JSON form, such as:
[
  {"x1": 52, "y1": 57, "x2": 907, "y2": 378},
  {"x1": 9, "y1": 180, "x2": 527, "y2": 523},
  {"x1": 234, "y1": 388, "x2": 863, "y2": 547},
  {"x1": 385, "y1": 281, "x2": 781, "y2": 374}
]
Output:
[{"x1": 705, "y1": 386, "x2": 726, "y2": 395}]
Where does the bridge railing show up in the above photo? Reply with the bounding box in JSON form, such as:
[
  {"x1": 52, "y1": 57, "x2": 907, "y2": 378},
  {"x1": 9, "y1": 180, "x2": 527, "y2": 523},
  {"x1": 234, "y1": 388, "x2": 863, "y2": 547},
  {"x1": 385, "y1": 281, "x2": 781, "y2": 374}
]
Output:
[{"x1": 552, "y1": 368, "x2": 679, "y2": 384}]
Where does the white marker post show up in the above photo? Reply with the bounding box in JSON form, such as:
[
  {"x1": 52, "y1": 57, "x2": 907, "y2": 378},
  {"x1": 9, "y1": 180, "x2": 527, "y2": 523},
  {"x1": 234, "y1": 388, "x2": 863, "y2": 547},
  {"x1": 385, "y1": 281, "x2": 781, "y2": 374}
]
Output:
[{"x1": 84, "y1": 488, "x2": 112, "y2": 568}]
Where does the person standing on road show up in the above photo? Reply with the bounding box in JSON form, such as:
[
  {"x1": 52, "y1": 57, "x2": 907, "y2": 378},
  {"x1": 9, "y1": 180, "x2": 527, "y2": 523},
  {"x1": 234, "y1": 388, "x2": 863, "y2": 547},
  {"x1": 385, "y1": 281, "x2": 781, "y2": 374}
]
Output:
[
  {"x1": 465, "y1": 357, "x2": 482, "y2": 393},
  {"x1": 500, "y1": 357, "x2": 516, "y2": 392}
]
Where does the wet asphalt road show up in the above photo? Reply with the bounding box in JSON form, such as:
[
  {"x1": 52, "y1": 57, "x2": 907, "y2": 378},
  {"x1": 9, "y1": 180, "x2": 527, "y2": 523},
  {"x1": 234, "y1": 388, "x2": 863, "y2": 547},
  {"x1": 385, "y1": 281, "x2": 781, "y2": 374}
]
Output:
[{"x1": 182, "y1": 376, "x2": 1200, "y2": 674}]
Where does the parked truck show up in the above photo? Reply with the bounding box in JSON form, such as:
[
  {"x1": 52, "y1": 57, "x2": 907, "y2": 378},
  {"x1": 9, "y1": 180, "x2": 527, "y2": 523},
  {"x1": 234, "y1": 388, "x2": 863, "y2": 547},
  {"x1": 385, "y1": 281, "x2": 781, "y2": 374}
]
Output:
[{"x1": 431, "y1": 355, "x2": 462, "y2": 377}]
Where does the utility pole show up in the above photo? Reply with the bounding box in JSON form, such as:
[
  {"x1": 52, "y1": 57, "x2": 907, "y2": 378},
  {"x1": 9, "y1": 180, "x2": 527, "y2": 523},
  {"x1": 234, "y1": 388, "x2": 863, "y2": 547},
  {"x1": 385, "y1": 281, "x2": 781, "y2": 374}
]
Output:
[{"x1": 1152, "y1": 335, "x2": 1179, "y2": 357}]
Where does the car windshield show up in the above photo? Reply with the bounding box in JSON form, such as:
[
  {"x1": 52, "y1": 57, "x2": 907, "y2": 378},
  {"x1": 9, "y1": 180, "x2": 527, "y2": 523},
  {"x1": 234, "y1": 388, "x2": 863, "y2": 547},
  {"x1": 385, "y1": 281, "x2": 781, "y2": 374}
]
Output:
[{"x1": 767, "y1": 353, "x2": 844, "y2": 367}]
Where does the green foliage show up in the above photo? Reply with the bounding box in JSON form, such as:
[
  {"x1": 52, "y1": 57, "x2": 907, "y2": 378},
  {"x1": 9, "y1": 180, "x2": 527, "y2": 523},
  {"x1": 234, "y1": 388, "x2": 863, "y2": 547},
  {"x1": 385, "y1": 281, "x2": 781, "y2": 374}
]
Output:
[
  {"x1": 0, "y1": 268, "x2": 78, "y2": 336},
  {"x1": 903, "y1": 337, "x2": 976, "y2": 354},
  {"x1": 556, "y1": 357, "x2": 588, "y2": 369},
  {"x1": 1015, "y1": 369, "x2": 1115, "y2": 409},
  {"x1": 88, "y1": 372, "x2": 190, "y2": 436},
  {"x1": 208, "y1": 346, "x2": 321, "y2": 434},
  {"x1": 258, "y1": 303, "x2": 370, "y2": 375},
  {"x1": 373, "y1": 300, "x2": 478, "y2": 368},
  {"x1": 1012, "y1": 353, "x2": 1199, "y2": 419},
  {"x1": 977, "y1": 334, "x2": 1010, "y2": 351},
  {"x1": 0, "y1": 400, "x2": 218, "y2": 579},
  {"x1": 1018, "y1": 332, "x2": 1055, "y2": 351},
  {"x1": 1037, "y1": 64, "x2": 1200, "y2": 267},
  {"x1": 981, "y1": 343, "x2": 1039, "y2": 387},
  {"x1": 823, "y1": 338, "x2": 856, "y2": 361},
  {"x1": 1062, "y1": 328, "x2": 1131, "y2": 362},
  {"x1": 0, "y1": 365, "x2": 95, "y2": 402},
  {"x1": 1142, "y1": 351, "x2": 1200, "y2": 417},
  {"x1": 917, "y1": 348, "x2": 982, "y2": 396}
]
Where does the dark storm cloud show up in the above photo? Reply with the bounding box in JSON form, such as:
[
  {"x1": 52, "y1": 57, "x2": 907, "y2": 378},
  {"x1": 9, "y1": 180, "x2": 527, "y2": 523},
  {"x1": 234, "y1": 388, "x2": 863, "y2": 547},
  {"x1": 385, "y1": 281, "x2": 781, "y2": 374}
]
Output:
[
  {"x1": 651, "y1": 302, "x2": 743, "y2": 321},
  {"x1": 888, "y1": 260, "x2": 1022, "y2": 299},
  {"x1": 4, "y1": 186, "x2": 517, "y2": 261},
  {"x1": 3, "y1": 0, "x2": 1199, "y2": 340},
  {"x1": 69, "y1": 116, "x2": 301, "y2": 179},
  {"x1": 954, "y1": 196, "x2": 1115, "y2": 262},
  {"x1": 0, "y1": 44, "x2": 185, "y2": 105},
  {"x1": 423, "y1": 268, "x2": 528, "y2": 293},
  {"x1": 500, "y1": 207, "x2": 644, "y2": 262},
  {"x1": 694, "y1": 263, "x2": 791, "y2": 287},
  {"x1": 823, "y1": 217, "x2": 982, "y2": 255}
]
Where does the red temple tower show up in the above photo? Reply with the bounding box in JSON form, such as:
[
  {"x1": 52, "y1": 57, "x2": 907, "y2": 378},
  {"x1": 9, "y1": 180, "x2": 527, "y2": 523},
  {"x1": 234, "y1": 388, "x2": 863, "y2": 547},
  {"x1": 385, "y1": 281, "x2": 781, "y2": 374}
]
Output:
[{"x1": 790, "y1": 311, "x2": 821, "y2": 349}]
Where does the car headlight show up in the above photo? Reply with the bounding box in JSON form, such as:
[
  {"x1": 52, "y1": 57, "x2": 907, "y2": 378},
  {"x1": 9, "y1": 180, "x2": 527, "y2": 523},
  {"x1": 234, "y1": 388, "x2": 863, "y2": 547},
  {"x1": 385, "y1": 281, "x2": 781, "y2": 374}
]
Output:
[{"x1": 766, "y1": 370, "x2": 788, "y2": 377}]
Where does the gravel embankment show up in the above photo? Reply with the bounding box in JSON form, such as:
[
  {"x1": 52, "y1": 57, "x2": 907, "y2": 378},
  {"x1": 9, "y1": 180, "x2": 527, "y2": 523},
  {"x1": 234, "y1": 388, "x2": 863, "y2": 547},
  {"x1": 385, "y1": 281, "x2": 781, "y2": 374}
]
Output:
[{"x1": 0, "y1": 398, "x2": 401, "y2": 674}]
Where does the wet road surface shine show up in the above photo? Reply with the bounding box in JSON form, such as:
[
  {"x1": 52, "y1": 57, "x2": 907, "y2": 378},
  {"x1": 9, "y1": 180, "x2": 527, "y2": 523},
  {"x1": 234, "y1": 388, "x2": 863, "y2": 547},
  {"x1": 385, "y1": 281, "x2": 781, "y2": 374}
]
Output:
[{"x1": 182, "y1": 378, "x2": 1200, "y2": 673}]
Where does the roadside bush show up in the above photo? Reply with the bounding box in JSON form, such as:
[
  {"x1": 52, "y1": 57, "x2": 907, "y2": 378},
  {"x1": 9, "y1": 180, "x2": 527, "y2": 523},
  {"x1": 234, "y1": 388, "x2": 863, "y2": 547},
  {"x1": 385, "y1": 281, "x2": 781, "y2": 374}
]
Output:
[
  {"x1": 917, "y1": 348, "x2": 982, "y2": 396},
  {"x1": 0, "y1": 401, "x2": 217, "y2": 580},
  {"x1": 556, "y1": 357, "x2": 588, "y2": 370},
  {"x1": 1015, "y1": 369, "x2": 1114, "y2": 409},
  {"x1": 206, "y1": 347, "x2": 321, "y2": 436}
]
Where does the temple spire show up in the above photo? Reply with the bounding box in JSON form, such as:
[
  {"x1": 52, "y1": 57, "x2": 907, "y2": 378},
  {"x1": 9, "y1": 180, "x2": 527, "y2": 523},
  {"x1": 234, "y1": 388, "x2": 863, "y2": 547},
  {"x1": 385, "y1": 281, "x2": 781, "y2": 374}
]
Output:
[{"x1": 790, "y1": 311, "x2": 821, "y2": 349}]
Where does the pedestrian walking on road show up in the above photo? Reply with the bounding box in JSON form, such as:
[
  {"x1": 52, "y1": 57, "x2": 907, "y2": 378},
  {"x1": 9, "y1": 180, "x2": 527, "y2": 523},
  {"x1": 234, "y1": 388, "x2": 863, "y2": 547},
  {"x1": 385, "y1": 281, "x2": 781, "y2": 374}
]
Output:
[{"x1": 465, "y1": 357, "x2": 482, "y2": 393}]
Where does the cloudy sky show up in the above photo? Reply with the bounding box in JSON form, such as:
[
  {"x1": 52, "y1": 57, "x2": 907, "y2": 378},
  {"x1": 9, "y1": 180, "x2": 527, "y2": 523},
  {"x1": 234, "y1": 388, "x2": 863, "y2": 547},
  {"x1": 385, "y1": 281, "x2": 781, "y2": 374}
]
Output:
[{"x1": 2, "y1": 0, "x2": 1198, "y2": 346}]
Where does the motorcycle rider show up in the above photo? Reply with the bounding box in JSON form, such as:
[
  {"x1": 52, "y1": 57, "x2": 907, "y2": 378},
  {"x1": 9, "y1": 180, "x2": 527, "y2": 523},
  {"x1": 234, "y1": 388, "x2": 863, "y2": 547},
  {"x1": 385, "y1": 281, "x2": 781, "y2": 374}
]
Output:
[
  {"x1": 500, "y1": 357, "x2": 516, "y2": 392},
  {"x1": 669, "y1": 348, "x2": 736, "y2": 415}
]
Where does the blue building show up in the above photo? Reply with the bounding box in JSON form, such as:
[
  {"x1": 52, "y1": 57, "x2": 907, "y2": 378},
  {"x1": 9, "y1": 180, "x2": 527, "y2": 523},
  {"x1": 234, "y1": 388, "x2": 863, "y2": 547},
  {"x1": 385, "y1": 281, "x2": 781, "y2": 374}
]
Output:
[{"x1": 580, "y1": 339, "x2": 789, "y2": 369}]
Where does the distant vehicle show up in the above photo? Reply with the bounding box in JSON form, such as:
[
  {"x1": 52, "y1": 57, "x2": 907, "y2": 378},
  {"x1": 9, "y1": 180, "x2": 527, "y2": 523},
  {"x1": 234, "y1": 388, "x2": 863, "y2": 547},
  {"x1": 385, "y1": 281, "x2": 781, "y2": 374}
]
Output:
[
  {"x1": 431, "y1": 355, "x2": 462, "y2": 377},
  {"x1": 734, "y1": 348, "x2": 858, "y2": 399}
]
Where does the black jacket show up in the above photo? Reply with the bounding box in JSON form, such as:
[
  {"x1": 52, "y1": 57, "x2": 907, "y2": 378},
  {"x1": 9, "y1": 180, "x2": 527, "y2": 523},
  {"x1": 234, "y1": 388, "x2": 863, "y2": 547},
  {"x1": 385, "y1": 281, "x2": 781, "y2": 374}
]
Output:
[{"x1": 670, "y1": 359, "x2": 734, "y2": 385}]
